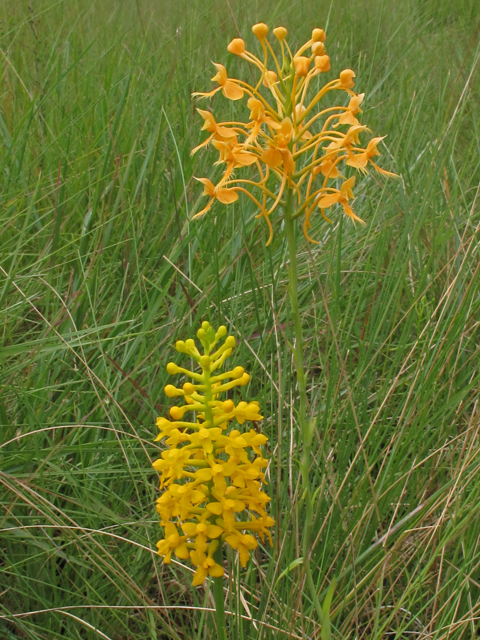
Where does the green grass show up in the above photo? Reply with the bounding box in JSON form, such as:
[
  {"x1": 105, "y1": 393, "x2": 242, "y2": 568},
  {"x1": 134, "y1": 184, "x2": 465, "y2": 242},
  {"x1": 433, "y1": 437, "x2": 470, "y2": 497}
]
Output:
[{"x1": 1, "y1": 0, "x2": 480, "y2": 638}]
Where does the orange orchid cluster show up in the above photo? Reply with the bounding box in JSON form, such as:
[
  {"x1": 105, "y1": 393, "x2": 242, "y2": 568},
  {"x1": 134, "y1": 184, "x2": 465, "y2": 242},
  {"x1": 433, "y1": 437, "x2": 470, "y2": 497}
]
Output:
[{"x1": 192, "y1": 23, "x2": 395, "y2": 244}]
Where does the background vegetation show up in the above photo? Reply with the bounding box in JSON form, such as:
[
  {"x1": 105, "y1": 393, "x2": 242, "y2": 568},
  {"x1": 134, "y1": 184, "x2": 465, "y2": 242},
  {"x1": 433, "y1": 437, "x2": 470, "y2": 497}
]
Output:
[{"x1": 1, "y1": 0, "x2": 479, "y2": 638}]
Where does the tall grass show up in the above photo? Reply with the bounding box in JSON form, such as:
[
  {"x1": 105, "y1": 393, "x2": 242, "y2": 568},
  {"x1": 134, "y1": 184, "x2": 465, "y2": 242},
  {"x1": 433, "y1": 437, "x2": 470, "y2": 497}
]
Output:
[{"x1": 1, "y1": 0, "x2": 479, "y2": 638}]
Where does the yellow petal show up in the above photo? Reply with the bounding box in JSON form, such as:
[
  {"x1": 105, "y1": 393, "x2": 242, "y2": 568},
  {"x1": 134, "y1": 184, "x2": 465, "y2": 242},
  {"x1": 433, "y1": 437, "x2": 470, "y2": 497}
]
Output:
[
  {"x1": 206, "y1": 502, "x2": 223, "y2": 515},
  {"x1": 282, "y1": 150, "x2": 295, "y2": 174},
  {"x1": 206, "y1": 524, "x2": 224, "y2": 538},
  {"x1": 222, "y1": 81, "x2": 244, "y2": 101},
  {"x1": 341, "y1": 176, "x2": 356, "y2": 198},
  {"x1": 216, "y1": 188, "x2": 239, "y2": 205},
  {"x1": 346, "y1": 153, "x2": 368, "y2": 170},
  {"x1": 239, "y1": 544, "x2": 250, "y2": 568},
  {"x1": 182, "y1": 523, "x2": 198, "y2": 537},
  {"x1": 209, "y1": 563, "x2": 224, "y2": 578},
  {"x1": 195, "y1": 177, "x2": 215, "y2": 196},
  {"x1": 175, "y1": 543, "x2": 190, "y2": 560},
  {"x1": 195, "y1": 468, "x2": 213, "y2": 482},
  {"x1": 215, "y1": 125, "x2": 237, "y2": 139},
  {"x1": 233, "y1": 152, "x2": 257, "y2": 167},
  {"x1": 371, "y1": 161, "x2": 398, "y2": 177},
  {"x1": 261, "y1": 147, "x2": 282, "y2": 168},
  {"x1": 337, "y1": 112, "x2": 360, "y2": 127},
  {"x1": 342, "y1": 202, "x2": 365, "y2": 224},
  {"x1": 192, "y1": 197, "x2": 215, "y2": 219},
  {"x1": 192, "y1": 566, "x2": 207, "y2": 586},
  {"x1": 279, "y1": 117, "x2": 293, "y2": 139},
  {"x1": 192, "y1": 87, "x2": 221, "y2": 100},
  {"x1": 318, "y1": 193, "x2": 340, "y2": 209},
  {"x1": 212, "y1": 63, "x2": 227, "y2": 84}
]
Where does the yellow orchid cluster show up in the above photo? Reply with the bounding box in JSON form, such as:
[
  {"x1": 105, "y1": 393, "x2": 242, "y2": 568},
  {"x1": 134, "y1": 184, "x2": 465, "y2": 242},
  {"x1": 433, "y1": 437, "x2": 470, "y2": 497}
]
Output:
[
  {"x1": 192, "y1": 23, "x2": 395, "y2": 244},
  {"x1": 153, "y1": 321, "x2": 274, "y2": 586}
]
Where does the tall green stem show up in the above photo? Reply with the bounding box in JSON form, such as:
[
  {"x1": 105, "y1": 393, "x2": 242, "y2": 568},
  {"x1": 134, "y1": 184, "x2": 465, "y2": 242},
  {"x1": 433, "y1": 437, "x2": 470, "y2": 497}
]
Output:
[
  {"x1": 212, "y1": 547, "x2": 227, "y2": 640},
  {"x1": 203, "y1": 367, "x2": 228, "y2": 639},
  {"x1": 284, "y1": 186, "x2": 331, "y2": 639}
]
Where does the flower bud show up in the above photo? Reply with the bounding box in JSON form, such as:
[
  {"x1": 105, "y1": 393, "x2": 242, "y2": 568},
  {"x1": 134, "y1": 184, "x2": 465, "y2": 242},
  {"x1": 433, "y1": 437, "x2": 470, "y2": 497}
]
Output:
[
  {"x1": 200, "y1": 355, "x2": 211, "y2": 369},
  {"x1": 216, "y1": 325, "x2": 228, "y2": 338},
  {"x1": 185, "y1": 339, "x2": 196, "y2": 352},
  {"x1": 315, "y1": 55, "x2": 331, "y2": 73},
  {"x1": 295, "y1": 104, "x2": 306, "y2": 121},
  {"x1": 273, "y1": 26, "x2": 287, "y2": 41},
  {"x1": 311, "y1": 41, "x2": 325, "y2": 56},
  {"x1": 169, "y1": 406, "x2": 184, "y2": 420},
  {"x1": 225, "y1": 336, "x2": 236, "y2": 348},
  {"x1": 201, "y1": 321, "x2": 210, "y2": 331},
  {"x1": 183, "y1": 382, "x2": 195, "y2": 395},
  {"x1": 294, "y1": 56, "x2": 310, "y2": 77},
  {"x1": 223, "y1": 399, "x2": 235, "y2": 412},
  {"x1": 340, "y1": 68, "x2": 356, "y2": 88},
  {"x1": 252, "y1": 23, "x2": 268, "y2": 40},
  {"x1": 166, "y1": 362, "x2": 179, "y2": 374},
  {"x1": 232, "y1": 366, "x2": 245, "y2": 378},
  {"x1": 239, "y1": 373, "x2": 250, "y2": 385},
  {"x1": 227, "y1": 38, "x2": 246, "y2": 55},
  {"x1": 164, "y1": 385, "x2": 179, "y2": 398},
  {"x1": 175, "y1": 340, "x2": 186, "y2": 352},
  {"x1": 263, "y1": 70, "x2": 277, "y2": 87},
  {"x1": 312, "y1": 28, "x2": 326, "y2": 42},
  {"x1": 197, "y1": 328, "x2": 206, "y2": 340}
]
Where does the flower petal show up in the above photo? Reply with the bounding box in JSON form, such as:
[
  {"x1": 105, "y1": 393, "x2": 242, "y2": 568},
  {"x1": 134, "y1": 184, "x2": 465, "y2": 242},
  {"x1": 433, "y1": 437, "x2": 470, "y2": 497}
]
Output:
[
  {"x1": 233, "y1": 152, "x2": 257, "y2": 167},
  {"x1": 223, "y1": 81, "x2": 244, "y2": 101},
  {"x1": 182, "y1": 523, "x2": 198, "y2": 537},
  {"x1": 195, "y1": 177, "x2": 215, "y2": 196},
  {"x1": 192, "y1": 565, "x2": 208, "y2": 586},
  {"x1": 206, "y1": 524, "x2": 224, "y2": 538},
  {"x1": 342, "y1": 202, "x2": 365, "y2": 224},
  {"x1": 261, "y1": 147, "x2": 283, "y2": 168},
  {"x1": 216, "y1": 188, "x2": 239, "y2": 205},
  {"x1": 317, "y1": 193, "x2": 340, "y2": 209}
]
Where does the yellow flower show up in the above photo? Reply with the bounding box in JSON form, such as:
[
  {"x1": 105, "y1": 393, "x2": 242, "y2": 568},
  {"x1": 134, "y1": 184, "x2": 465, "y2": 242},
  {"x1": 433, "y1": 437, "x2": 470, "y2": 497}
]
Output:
[
  {"x1": 191, "y1": 550, "x2": 224, "y2": 586},
  {"x1": 190, "y1": 25, "x2": 396, "y2": 244},
  {"x1": 193, "y1": 177, "x2": 239, "y2": 218},
  {"x1": 224, "y1": 531, "x2": 258, "y2": 567},
  {"x1": 153, "y1": 322, "x2": 274, "y2": 585},
  {"x1": 191, "y1": 109, "x2": 237, "y2": 155},
  {"x1": 193, "y1": 63, "x2": 244, "y2": 101},
  {"x1": 156, "y1": 523, "x2": 189, "y2": 563},
  {"x1": 317, "y1": 176, "x2": 364, "y2": 224}
]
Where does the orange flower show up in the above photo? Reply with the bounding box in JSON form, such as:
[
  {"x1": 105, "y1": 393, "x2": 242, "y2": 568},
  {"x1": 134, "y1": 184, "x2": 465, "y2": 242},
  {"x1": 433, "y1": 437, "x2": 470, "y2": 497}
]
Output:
[
  {"x1": 192, "y1": 178, "x2": 239, "y2": 218},
  {"x1": 191, "y1": 109, "x2": 237, "y2": 154},
  {"x1": 191, "y1": 24, "x2": 395, "y2": 243},
  {"x1": 261, "y1": 117, "x2": 295, "y2": 174},
  {"x1": 193, "y1": 63, "x2": 244, "y2": 101},
  {"x1": 317, "y1": 176, "x2": 364, "y2": 223},
  {"x1": 336, "y1": 93, "x2": 364, "y2": 126}
]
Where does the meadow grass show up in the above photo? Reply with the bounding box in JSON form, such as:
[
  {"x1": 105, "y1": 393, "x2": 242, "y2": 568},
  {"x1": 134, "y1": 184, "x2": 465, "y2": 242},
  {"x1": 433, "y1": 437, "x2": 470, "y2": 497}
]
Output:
[{"x1": 1, "y1": 0, "x2": 480, "y2": 638}]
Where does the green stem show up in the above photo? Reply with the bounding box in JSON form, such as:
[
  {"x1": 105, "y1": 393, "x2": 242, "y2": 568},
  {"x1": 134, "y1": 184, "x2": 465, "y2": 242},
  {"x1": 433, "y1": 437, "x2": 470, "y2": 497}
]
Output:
[
  {"x1": 284, "y1": 186, "x2": 331, "y2": 640},
  {"x1": 204, "y1": 361, "x2": 228, "y2": 639},
  {"x1": 212, "y1": 546, "x2": 228, "y2": 640}
]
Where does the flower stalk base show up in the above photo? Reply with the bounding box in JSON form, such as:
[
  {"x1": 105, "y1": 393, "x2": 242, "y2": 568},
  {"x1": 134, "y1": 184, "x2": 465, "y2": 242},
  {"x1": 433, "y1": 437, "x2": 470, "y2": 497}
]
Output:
[{"x1": 284, "y1": 187, "x2": 331, "y2": 640}]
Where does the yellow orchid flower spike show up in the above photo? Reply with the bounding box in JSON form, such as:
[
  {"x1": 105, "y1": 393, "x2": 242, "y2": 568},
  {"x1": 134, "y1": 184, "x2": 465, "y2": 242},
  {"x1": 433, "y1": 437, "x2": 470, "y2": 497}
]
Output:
[
  {"x1": 191, "y1": 24, "x2": 396, "y2": 245},
  {"x1": 153, "y1": 322, "x2": 274, "y2": 587}
]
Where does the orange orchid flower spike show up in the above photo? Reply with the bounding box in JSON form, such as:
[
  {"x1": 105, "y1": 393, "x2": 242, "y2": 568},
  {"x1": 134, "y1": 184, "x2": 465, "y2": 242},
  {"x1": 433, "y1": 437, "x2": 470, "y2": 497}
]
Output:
[{"x1": 190, "y1": 24, "x2": 396, "y2": 244}]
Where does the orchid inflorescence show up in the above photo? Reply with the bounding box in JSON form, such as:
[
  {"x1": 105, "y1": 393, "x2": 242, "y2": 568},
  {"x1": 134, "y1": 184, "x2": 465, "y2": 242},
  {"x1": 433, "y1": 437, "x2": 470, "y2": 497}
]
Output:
[
  {"x1": 153, "y1": 321, "x2": 274, "y2": 586},
  {"x1": 192, "y1": 23, "x2": 396, "y2": 244}
]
